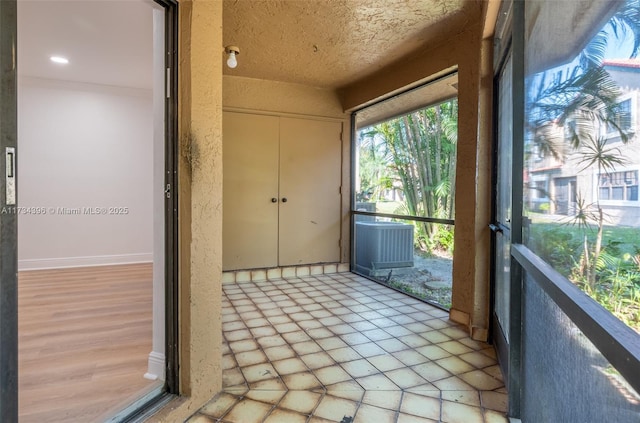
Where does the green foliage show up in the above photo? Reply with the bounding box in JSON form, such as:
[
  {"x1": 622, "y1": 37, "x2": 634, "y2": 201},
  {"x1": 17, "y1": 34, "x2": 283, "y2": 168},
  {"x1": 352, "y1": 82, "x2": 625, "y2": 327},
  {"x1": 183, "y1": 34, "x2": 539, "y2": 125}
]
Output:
[
  {"x1": 358, "y1": 99, "x2": 458, "y2": 253},
  {"x1": 530, "y1": 223, "x2": 640, "y2": 331}
]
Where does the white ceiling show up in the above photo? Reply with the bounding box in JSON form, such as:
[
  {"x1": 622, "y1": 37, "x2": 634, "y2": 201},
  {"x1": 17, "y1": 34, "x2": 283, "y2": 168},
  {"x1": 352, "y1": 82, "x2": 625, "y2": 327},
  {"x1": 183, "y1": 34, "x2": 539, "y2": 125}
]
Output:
[{"x1": 18, "y1": 0, "x2": 159, "y2": 90}]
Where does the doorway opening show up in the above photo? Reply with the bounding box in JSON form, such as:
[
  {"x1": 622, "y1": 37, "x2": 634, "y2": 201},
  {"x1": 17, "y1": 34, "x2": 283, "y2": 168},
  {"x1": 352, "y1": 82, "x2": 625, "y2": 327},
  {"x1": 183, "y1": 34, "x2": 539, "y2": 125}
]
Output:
[
  {"x1": 352, "y1": 72, "x2": 458, "y2": 310},
  {"x1": 16, "y1": 0, "x2": 177, "y2": 421}
]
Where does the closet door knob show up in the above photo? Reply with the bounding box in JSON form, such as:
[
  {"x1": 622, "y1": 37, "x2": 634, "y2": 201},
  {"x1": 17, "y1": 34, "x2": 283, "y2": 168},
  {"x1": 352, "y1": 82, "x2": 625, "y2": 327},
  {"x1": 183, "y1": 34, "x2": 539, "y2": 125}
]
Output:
[
  {"x1": 271, "y1": 198, "x2": 278, "y2": 203},
  {"x1": 281, "y1": 198, "x2": 288, "y2": 203}
]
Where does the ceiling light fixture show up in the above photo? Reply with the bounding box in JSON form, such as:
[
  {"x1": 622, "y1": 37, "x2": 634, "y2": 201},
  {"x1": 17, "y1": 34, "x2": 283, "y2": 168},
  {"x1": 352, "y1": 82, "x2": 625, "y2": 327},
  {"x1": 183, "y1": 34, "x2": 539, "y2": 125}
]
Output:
[
  {"x1": 225, "y1": 46, "x2": 239, "y2": 69},
  {"x1": 50, "y1": 56, "x2": 69, "y2": 65}
]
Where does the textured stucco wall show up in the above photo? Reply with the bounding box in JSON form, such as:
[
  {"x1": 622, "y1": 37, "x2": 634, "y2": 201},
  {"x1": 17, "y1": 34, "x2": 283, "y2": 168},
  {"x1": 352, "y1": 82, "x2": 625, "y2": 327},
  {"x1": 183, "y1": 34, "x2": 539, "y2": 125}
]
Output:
[
  {"x1": 223, "y1": 75, "x2": 352, "y2": 264},
  {"x1": 340, "y1": 22, "x2": 492, "y2": 340},
  {"x1": 154, "y1": 0, "x2": 223, "y2": 420}
]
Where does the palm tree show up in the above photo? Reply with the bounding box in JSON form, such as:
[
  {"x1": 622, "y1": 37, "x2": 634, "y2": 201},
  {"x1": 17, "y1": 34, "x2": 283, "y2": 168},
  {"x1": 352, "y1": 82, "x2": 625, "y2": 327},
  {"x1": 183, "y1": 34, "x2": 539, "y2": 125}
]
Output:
[
  {"x1": 527, "y1": 0, "x2": 640, "y2": 289},
  {"x1": 359, "y1": 100, "x2": 458, "y2": 252}
]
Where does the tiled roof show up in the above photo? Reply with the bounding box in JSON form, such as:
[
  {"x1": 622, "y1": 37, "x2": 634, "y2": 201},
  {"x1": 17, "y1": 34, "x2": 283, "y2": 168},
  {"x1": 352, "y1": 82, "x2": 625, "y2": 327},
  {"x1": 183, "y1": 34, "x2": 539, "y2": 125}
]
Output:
[{"x1": 603, "y1": 58, "x2": 640, "y2": 69}]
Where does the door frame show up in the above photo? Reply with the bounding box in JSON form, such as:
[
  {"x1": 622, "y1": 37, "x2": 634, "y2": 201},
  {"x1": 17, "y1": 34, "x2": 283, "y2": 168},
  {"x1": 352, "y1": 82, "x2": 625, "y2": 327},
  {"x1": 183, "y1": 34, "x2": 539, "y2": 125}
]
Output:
[
  {"x1": 159, "y1": 0, "x2": 179, "y2": 396},
  {"x1": 0, "y1": 0, "x2": 18, "y2": 420}
]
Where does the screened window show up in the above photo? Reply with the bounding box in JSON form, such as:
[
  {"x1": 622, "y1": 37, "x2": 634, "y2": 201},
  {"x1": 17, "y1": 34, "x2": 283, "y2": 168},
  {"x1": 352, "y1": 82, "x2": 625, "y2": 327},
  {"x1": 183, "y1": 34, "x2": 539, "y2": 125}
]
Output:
[
  {"x1": 524, "y1": 0, "x2": 640, "y2": 332},
  {"x1": 352, "y1": 76, "x2": 458, "y2": 310}
]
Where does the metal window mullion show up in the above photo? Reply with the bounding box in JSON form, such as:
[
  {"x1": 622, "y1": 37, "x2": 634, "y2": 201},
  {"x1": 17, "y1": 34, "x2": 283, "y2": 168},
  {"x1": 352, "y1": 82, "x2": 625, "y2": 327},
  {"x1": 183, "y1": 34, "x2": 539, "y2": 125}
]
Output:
[{"x1": 508, "y1": 0, "x2": 526, "y2": 418}]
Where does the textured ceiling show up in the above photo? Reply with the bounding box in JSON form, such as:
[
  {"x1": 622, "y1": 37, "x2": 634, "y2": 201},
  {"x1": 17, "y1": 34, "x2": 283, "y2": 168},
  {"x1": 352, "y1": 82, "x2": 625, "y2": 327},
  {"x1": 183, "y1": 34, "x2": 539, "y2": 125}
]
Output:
[{"x1": 223, "y1": 0, "x2": 481, "y2": 89}]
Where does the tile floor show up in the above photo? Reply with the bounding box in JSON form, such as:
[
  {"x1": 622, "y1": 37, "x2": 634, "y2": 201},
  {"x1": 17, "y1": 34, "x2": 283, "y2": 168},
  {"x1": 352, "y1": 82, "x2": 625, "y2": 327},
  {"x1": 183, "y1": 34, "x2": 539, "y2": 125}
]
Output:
[{"x1": 187, "y1": 272, "x2": 508, "y2": 423}]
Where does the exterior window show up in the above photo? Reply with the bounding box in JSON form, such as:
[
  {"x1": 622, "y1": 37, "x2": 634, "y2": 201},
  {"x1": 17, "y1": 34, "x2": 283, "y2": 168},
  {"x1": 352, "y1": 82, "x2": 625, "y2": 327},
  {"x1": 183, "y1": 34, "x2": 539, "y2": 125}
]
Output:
[
  {"x1": 599, "y1": 171, "x2": 638, "y2": 202},
  {"x1": 608, "y1": 98, "x2": 632, "y2": 133},
  {"x1": 524, "y1": 0, "x2": 640, "y2": 332}
]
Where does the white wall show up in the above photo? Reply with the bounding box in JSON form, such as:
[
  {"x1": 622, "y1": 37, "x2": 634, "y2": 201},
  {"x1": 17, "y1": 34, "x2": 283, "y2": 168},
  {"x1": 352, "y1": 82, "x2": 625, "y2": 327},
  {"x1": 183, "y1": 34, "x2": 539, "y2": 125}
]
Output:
[{"x1": 18, "y1": 77, "x2": 153, "y2": 270}]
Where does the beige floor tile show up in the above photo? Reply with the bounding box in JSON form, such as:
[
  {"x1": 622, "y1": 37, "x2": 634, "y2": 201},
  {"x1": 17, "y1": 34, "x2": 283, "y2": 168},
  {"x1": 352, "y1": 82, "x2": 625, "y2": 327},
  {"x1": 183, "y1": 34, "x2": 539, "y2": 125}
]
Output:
[
  {"x1": 299, "y1": 319, "x2": 324, "y2": 330},
  {"x1": 212, "y1": 273, "x2": 507, "y2": 423},
  {"x1": 223, "y1": 321, "x2": 247, "y2": 332},
  {"x1": 186, "y1": 414, "x2": 216, "y2": 423},
  {"x1": 264, "y1": 407, "x2": 308, "y2": 423},
  {"x1": 300, "y1": 351, "x2": 336, "y2": 370},
  {"x1": 199, "y1": 392, "x2": 239, "y2": 418},
  {"x1": 436, "y1": 356, "x2": 475, "y2": 375},
  {"x1": 483, "y1": 365, "x2": 504, "y2": 382},
  {"x1": 257, "y1": 335, "x2": 287, "y2": 349},
  {"x1": 325, "y1": 380, "x2": 365, "y2": 401},
  {"x1": 235, "y1": 350, "x2": 268, "y2": 367},
  {"x1": 411, "y1": 362, "x2": 452, "y2": 382},
  {"x1": 352, "y1": 342, "x2": 387, "y2": 358},
  {"x1": 282, "y1": 330, "x2": 312, "y2": 344},
  {"x1": 241, "y1": 363, "x2": 279, "y2": 383},
  {"x1": 384, "y1": 325, "x2": 414, "y2": 337},
  {"x1": 480, "y1": 390, "x2": 508, "y2": 412},
  {"x1": 306, "y1": 327, "x2": 335, "y2": 339},
  {"x1": 272, "y1": 357, "x2": 308, "y2": 375},
  {"x1": 356, "y1": 374, "x2": 400, "y2": 390},
  {"x1": 228, "y1": 339, "x2": 259, "y2": 354},
  {"x1": 398, "y1": 334, "x2": 431, "y2": 348},
  {"x1": 439, "y1": 340, "x2": 474, "y2": 355},
  {"x1": 459, "y1": 351, "x2": 498, "y2": 368},
  {"x1": 222, "y1": 354, "x2": 237, "y2": 370},
  {"x1": 415, "y1": 345, "x2": 451, "y2": 360},
  {"x1": 421, "y1": 330, "x2": 452, "y2": 343},
  {"x1": 361, "y1": 390, "x2": 403, "y2": 410},
  {"x1": 314, "y1": 395, "x2": 358, "y2": 422},
  {"x1": 289, "y1": 312, "x2": 314, "y2": 321},
  {"x1": 245, "y1": 389, "x2": 286, "y2": 405},
  {"x1": 279, "y1": 390, "x2": 322, "y2": 414},
  {"x1": 225, "y1": 329, "x2": 253, "y2": 342},
  {"x1": 223, "y1": 398, "x2": 272, "y2": 423},
  {"x1": 433, "y1": 376, "x2": 476, "y2": 391},
  {"x1": 341, "y1": 358, "x2": 379, "y2": 378},
  {"x1": 263, "y1": 345, "x2": 296, "y2": 361},
  {"x1": 396, "y1": 412, "x2": 438, "y2": 423},
  {"x1": 394, "y1": 350, "x2": 430, "y2": 366},
  {"x1": 314, "y1": 365, "x2": 353, "y2": 385},
  {"x1": 308, "y1": 417, "x2": 338, "y2": 423},
  {"x1": 327, "y1": 346, "x2": 362, "y2": 363},
  {"x1": 339, "y1": 332, "x2": 371, "y2": 345},
  {"x1": 274, "y1": 322, "x2": 300, "y2": 333},
  {"x1": 385, "y1": 368, "x2": 428, "y2": 389},
  {"x1": 459, "y1": 370, "x2": 504, "y2": 391},
  {"x1": 290, "y1": 340, "x2": 323, "y2": 355},
  {"x1": 362, "y1": 328, "x2": 394, "y2": 341},
  {"x1": 366, "y1": 354, "x2": 406, "y2": 372},
  {"x1": 484, "y1": 409, "x2": 510, "y2": 422},
  {"x1": 248, "y1": 378, "x2": 287, "y2": 391},
  {"x1": 400, "y1": 392, "x2": 441, "y2": 420},
  {"x1": 316, "y1": 337, "x2": 348, "y2": 351},
  {"x1": 282, "y1": 371, "x2": 323, "y2": 390},
  {"x1": 441, "y1": 390, "x2": 480, "y2": 407},
  {"x1": 267, "y1": 315, "x2": 292, "y2": 325},
  {"x1": 354, "y1": 403, "x2": 397, "y2": 423},
  {"x1": 222, "y1": 368, "x2": 245, "y2": 388},
  {"x1": 441, "y1": 400, "x2": 484, "y2": 423}
]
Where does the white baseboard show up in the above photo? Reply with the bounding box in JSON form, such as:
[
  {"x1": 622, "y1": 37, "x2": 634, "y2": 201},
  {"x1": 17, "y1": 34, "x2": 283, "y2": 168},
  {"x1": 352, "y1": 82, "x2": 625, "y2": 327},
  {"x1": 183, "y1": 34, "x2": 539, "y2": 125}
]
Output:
[
  {"x1": 18, "y1": 253, "x2": 153, "y2": 271},
  {"x1": 144, "y1": 351, "x2": 166, "y2": 381}
]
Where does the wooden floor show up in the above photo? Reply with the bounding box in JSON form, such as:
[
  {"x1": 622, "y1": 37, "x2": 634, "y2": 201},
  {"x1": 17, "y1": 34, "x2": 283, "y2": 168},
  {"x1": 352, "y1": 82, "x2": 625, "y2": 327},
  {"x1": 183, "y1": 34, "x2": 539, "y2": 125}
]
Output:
[{"x1": 18, "y1": 263, "x2": 157, "y2": 423}]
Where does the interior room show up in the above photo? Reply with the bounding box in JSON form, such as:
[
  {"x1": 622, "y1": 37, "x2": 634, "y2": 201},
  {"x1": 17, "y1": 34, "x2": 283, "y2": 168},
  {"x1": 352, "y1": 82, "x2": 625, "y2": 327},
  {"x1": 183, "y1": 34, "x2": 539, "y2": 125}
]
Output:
[
  {"x1": 1, "y1": 0, "x2": 639, "y2": 422},
  {"x1": 15, "y1": 0, "x2": 168, "y2": 421}
]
